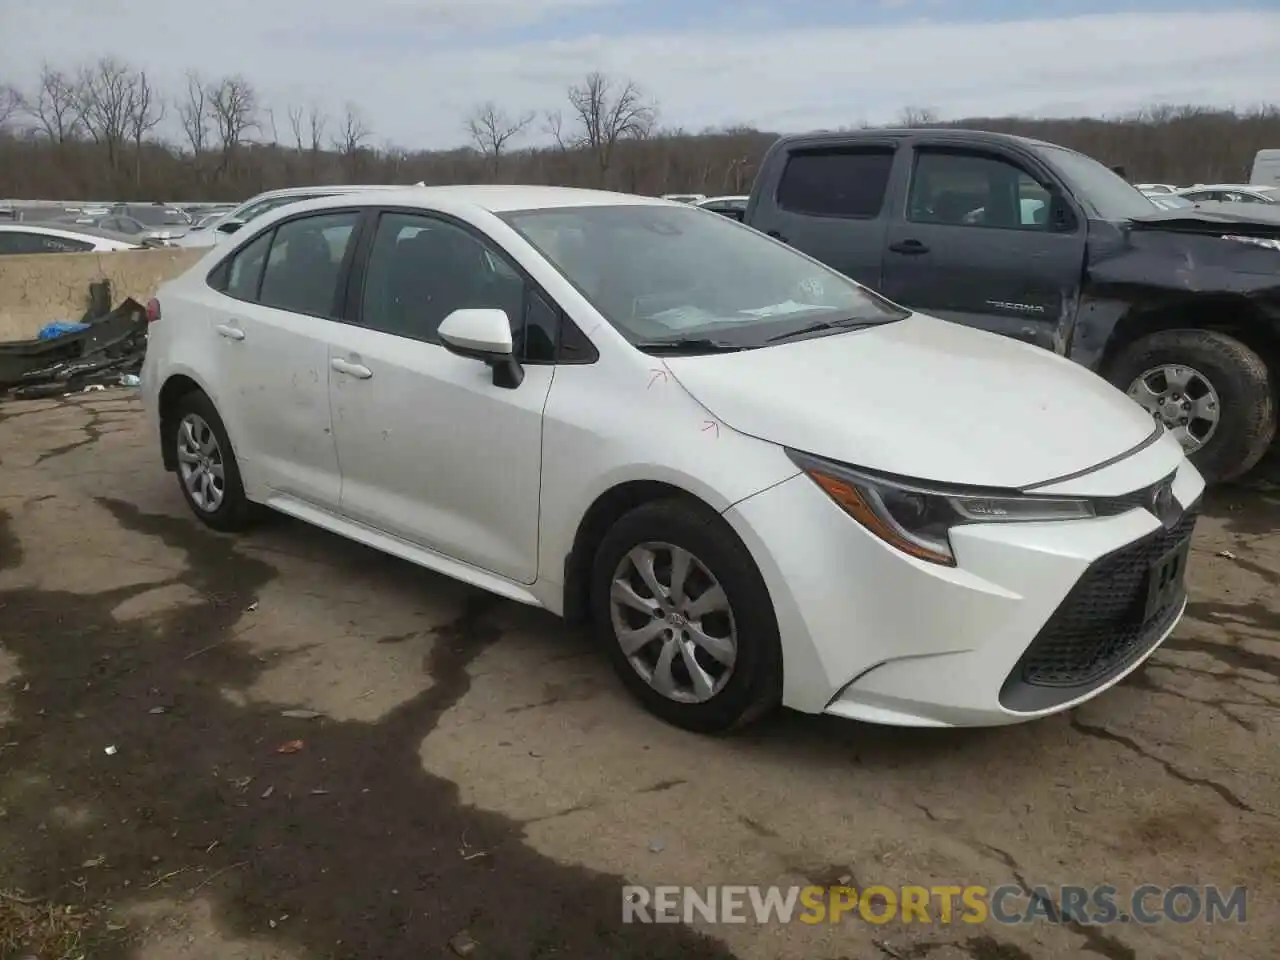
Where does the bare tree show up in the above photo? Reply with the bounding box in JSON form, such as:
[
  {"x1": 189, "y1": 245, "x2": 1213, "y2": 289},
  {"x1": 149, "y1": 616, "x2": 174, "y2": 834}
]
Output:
[
  {"x1": 74, "y1": 57, "x2": 137, "y2": 171},
  {"x1": 126, "y1": 70, "x2": 164, "y2": 185},
  {"x1": 465, "y1": 101, "x2": 534, "y2": 172},
  {"x1": 333, "y1": 102, "x2": 372, "y2": 176},
  {"x1": 0, "y1": 83, "x2": 21, "y2": 130},
  {"x1": 565, "y1": 72, "x2": 656, "y2": 181},
  {"x1": 896, "y1": 105, "x2": 940, "y2": 127},
  {"x1": 307, "y1": 103, "x2": 328, "y2": 152},
  {"x1": 207, "y1": 75, "x2": 259, "y2": 175},
  {"x1": 333, "y1": 102, "x2": 371, "y2": 155},
  {"x1": 263, "y1": 106, "x2": 279, "y2": 145},
  {"x1": 543, "y1": 109, "x2": 571, "y2": 151},
  {"x1": 28, "y1": 65, "x2": 81, "y2": 143},
  {"x1": 178, "y1": 72, "x2": 211, "y2": 156},
  {"x1": 286, "y1": 104, "x2": 305, "y2": 151}
]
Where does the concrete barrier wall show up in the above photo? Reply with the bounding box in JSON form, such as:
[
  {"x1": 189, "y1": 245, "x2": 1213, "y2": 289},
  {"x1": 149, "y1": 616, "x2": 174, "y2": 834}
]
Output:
[{"x1": 0, "y1": 248, "x2": 206, "y2": 341}]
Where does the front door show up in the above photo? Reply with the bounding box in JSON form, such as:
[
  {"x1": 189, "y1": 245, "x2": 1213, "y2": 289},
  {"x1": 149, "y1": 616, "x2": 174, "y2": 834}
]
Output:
[
  {"x1": 204, "y1": 210, "x2": 361, "y2": 507},
  {"x1": 327, "y1": 210, "x2": 551, "y2": 584},
  {"x1": 880, "y1": 145, "x2": 1086, "y2": 350}
]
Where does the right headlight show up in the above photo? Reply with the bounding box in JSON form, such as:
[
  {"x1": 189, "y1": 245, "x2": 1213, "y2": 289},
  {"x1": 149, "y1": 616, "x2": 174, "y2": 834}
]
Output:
[{"x1": 787, "y1": 450, "x2": 1095, "y2": 567}]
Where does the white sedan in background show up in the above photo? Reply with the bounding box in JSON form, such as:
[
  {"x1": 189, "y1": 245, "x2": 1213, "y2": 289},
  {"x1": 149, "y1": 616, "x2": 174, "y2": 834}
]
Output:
[
  {"x1": 0, "y1": 222, "x2": 140, "y2": 254},
  {"x1": 142, "y1": 187, "x2": 1202, "y2": 732}
]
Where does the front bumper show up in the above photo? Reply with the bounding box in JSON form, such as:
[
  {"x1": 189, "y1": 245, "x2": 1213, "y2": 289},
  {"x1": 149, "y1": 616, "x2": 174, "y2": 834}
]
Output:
[{"x1": 722, "y1": 450, "x2": 1204, "y2": 727}]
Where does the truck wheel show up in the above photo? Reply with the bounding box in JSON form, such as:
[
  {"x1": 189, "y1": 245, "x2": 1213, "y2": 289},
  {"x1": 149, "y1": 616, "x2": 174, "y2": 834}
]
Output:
[{"x1": 1107, "y1": 329, "x2": 1276, "y2": 484}]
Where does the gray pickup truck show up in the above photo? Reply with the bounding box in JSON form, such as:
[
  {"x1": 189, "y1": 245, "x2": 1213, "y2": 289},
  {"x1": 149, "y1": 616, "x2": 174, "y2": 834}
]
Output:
[{"x1": 743, "y1": 129, "x2": 1280, "y2": 484}]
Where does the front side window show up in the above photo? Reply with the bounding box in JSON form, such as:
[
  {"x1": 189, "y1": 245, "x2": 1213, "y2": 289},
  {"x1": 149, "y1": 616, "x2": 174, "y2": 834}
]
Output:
[
  {"x1": 776, "y1": 147, "x2": 895, "y2": 218},
  {"x1": 358, "y1": 212, "x2": 526, "y2": 346},
  {"x1": 908, "y1": 150, "x2": 1052, "y2": 231},
  {"x1": 502, "y1": 203, "x2": 907, "y2": 351},
  {"x1": 258, "y1": 212, "x2": 359, "y2": 317}
]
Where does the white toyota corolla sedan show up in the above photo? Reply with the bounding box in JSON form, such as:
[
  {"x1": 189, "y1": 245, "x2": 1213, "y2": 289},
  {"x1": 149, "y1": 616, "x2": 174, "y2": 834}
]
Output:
[{"x1": 141, "y1": 186, "x2": 1203, "y2": 732}]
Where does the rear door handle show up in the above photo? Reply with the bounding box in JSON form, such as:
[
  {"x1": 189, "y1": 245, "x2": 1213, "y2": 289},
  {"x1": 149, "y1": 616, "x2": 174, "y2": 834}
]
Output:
[
  {"x1": 331, "y1": 357, "x2": 373, "y2": 379},
  {"x1": 888, "y1": 239, "x2": 929, "y2": 255},
  {"x1": 215, "y1": 323, "x2": 245, "y2": 341}
]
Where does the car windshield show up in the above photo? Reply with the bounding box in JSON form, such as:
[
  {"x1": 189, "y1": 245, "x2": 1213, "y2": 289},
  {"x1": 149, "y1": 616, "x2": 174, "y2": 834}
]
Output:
[
  {"x1": 500, "y1": 204, "x2": 907, "y2": 350},
  {"x1": 1033, "y1": 146, "x2": 1159, "y2": 221}
]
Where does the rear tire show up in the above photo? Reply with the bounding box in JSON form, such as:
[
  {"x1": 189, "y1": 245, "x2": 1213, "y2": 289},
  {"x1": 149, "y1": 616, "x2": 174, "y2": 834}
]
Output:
[
  {"x1": 165, "y1": 390, "x2": 257, "y2": 532},
  {"x1": 1107, "y1": 329, "x2": 1276, "y2": 484},
  {"x1": 590, "y1": 499, "x2": 782, "y2": 734}
]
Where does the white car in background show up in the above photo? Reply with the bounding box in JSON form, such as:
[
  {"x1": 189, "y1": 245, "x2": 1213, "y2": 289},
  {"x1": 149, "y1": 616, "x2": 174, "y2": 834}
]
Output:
[
  {"x1": 176, "y1": 185, "x2": 413, "y2": 248},
  {"x1": 1135, "y1": 183, "x2": 1177, "y2": 195},
  {"x1": 0, "y1": 222, "x2": 140, "y2": 254},
  {"x1": 1175, "y1": 184, "x2": 1277, "y2": 204},
  {"x1": 142, "y1": 186, "x2": 1202, "y2": 732}
]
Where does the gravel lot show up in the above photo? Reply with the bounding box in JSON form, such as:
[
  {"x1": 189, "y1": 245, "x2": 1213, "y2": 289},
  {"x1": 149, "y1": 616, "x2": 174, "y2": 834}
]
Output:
[{"x1": 1, "y1": 391, "x2": 1276, "y2": 960}]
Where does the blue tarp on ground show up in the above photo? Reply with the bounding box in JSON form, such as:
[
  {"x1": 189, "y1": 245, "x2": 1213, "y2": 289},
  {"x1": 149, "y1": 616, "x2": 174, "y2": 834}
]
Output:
[{"x1": 37, "y1": 321, "x2": 91, "y2": 340}]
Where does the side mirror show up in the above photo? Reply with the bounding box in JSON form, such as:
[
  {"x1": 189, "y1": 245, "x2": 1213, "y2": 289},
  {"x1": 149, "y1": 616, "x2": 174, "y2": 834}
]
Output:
[
  {"x1": 217, "y1": 219, "x2": 243, "y2": 234},
  {"x1": 1047, "y1": 190, "x2": 1077, "y2": 232},
  {"x1": 438, "y1": 308, "x2": 524, "y2": 389}
]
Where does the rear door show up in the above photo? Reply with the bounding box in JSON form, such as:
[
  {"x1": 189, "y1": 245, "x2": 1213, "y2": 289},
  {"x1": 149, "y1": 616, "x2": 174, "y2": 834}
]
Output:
[
  {"x1": 203, "y1": 209, "x2": 361, "y2": 507},
  {"x1": 879, "y1": 142, "x2": 1087, "y2": 349},
  {"x1": 747, "y1": 142, "x2": 899, "y2": 289}
]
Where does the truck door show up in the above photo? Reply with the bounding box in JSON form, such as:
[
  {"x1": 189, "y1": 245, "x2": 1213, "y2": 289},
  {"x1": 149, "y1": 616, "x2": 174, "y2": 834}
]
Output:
[
  {"x1": 748, "y1": 143, "x2": 897, "y2": 290},
  {"x1": 879, "y1": 144, "x2": 1086, "y2": 351}
]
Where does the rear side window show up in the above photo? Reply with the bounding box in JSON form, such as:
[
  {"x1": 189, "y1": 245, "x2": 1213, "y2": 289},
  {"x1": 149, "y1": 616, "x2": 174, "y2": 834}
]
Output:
[
  {"x1": 776, "y1": 148, "x2": 895, "y2": 218},
  {"x1": 213, "y1": 229, "x2": 275, "y2": 300},
  {"x1": 258, "y1": 212, "x2": 359, "y2": 318}
]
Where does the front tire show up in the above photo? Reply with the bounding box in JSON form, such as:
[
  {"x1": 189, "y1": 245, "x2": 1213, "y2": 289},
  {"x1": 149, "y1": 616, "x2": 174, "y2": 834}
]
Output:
[
  {"x1": 166, "y1": 390, "x2": 256, "y2": 532},
  {"x1": 1107, "y1": 329, "x2": 1276, "y2": 484},
  {"x1": 590, "y1": 499, "x2": 782, "y2": 733}
]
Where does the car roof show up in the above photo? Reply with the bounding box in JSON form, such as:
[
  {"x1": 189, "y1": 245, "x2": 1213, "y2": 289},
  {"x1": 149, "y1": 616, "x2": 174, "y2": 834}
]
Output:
[
  {"x1": 773, "y1": 127, "x2": 1061, "y2": 151},
  {"x1": 0, "y1": 221, "x2": 139, "y2": 245},
  {"x1": 247, "y1": 184, "x2": 410, "y2": 200},
  {"x1": 299, "y1": 184, "x2": 670, "y2": 214}
]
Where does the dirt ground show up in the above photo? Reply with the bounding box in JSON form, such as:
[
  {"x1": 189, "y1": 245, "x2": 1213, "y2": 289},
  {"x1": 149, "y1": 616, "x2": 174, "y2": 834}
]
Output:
[{"x1": 0, "y1": 390, "x2": 1276, "y2": 960}]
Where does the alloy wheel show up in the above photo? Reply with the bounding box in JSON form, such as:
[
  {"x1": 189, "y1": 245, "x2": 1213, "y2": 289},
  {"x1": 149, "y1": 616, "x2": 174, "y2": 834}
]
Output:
[
  {"x1": 1127, "y1": 363, "x2": 1221, "y2": 453},
  {"x1": 176, "y1": 413, "x2": 226, "y2": 513},
  {"x1": 608, "y1": 542, "x2": 737, "y2": 704}
]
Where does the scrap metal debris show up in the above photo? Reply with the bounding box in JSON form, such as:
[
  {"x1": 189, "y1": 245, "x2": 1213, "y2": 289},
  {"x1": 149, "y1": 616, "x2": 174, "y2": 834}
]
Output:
[
  {"x1": 275, "y1": 740, "x2": 305, "y2": 755},
  {"x1": 0, "y1": 281, "x2": 147, "y2": 400}
]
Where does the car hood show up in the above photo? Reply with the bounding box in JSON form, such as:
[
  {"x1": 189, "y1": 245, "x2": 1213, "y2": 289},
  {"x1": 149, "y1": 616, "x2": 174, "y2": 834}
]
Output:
[
  {"x1": 662, "y1": 313, "x2": 1158, "y2": 489},
  {"x1": 1130, "y1": 202, "x2": 1280, "y2": 233}
]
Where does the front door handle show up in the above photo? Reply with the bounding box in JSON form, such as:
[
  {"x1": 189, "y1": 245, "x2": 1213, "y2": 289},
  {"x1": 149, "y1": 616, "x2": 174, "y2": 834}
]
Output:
[
  {"x1": 888, "y1": 239, "x2": 929, "y2": 255},
  {"x1": 215, "y1": 323, "x2": 245, "y2": 341},
  {"x1": 766, "y1": 229, "x2": 789, "y2": 244},
  {"x1": 331, "y1": 357, "x2": 373, "y2": 379}
]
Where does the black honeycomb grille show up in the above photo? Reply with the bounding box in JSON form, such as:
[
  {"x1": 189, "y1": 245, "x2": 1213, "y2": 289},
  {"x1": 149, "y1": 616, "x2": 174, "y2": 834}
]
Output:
[{"x1": 1000, "y1": 505, "x2": 1198, "y2": 710}]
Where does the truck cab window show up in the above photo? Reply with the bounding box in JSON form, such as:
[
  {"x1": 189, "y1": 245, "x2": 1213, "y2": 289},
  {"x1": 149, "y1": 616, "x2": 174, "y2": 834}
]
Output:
[
  {"x1": 776, "y1": 148, "x2": 895, "y2": 218},
  {"x1": 909, "y1": 150, "x2": 1051, "y2": 231}
]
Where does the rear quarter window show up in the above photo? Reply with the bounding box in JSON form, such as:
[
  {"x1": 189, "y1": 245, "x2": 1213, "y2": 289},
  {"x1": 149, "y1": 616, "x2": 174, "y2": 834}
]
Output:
[{"x1": 776, "y1": 147, "x2": 896, "y2": 218}]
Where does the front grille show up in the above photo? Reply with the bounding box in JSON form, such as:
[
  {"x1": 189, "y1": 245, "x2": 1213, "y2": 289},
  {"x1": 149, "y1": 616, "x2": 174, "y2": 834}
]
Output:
[{"x1": 999, "y1": 504, "x2": 1198, "y2": 712}]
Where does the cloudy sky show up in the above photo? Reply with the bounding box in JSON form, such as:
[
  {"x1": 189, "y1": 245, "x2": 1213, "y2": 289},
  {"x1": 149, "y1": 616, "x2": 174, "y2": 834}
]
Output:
[{"x1": 2, "y1": 0, "x2": 1278, "y2": 150}]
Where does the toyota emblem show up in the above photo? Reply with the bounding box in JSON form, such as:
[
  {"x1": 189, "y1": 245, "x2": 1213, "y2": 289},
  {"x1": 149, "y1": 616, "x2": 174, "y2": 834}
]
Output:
[{"x1": 1149, "y1": 480, "x2": 1181, "y2": 530}]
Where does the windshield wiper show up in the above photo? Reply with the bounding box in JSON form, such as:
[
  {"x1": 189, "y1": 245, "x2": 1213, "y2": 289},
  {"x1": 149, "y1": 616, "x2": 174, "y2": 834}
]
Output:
[
  {"x1": 765, "y1": 319, "x2": 878, "y2": 343},
  {"x1": 632, "y1": 338, "x2": 746, "y2": 354}
]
